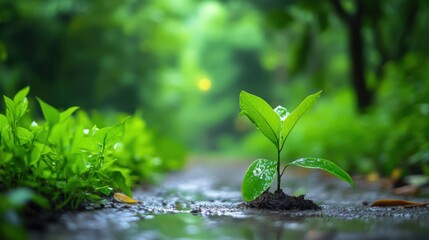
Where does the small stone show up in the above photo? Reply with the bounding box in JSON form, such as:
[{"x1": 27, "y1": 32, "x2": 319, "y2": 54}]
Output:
[{"x1": 190, "y1": 208, "x2": 201, "y2": 214}]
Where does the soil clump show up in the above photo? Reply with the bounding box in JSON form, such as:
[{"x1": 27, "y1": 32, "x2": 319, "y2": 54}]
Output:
[{"x1": 247, "y1": 189, "x2": 321, "y2": 210}]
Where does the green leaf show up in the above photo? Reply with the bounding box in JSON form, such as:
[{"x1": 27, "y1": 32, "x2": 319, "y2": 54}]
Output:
[
  {"x1": 34, "y1": 142, "x2": 51, "y2": 155},
  {"x1": 15, "y1": 97, "x2": 29, "y2": 121},
  {"x1": 93, "y1": 122, "x2": 125, "y2": 149},
  {"x1": 37, "y1": 98, "x2": 60, "y2": 128},
  {"x1": 111, "y1": 171, "x2": 132, "y2": 197},
  {"x1": 2, "y1": 86, "x2": 31, "y2": 123},
  {"x1": 78, "y1": 136, "x2": 98, "y2": 152},
  {"x1": 13, "y1": 86, "x2": 30, "y2": 102},
  {"x1": 17, "y1": 127, "x2": 34, "y2": 144},
  {"x1": 242, "y1": 158, "x2": 277, "y2": 202},
  {"x1": 0, "y1": 150, "x2": 13, "y2": 164},
  {"x1": 101, "y1": 158, "x2": 117, "y2": 171},
  {"x1": 239, "y1": 91, "x2": 280, "y2": 147},
  {"x1": 70, "y1": 158, "x2": 88, "y2": 175},
  {"x1": 0, "y1": 114, "x2": 8, "y2": 131},
  {"x1": 1, "y1": 127, "x2": 13, "y2": 149},
  {"x1": 286, "y1": 158, "x2": 355, "y2": 187},
  {"x1": 30, "y1": 144, "x2": 42, "y2": 164},
  {"x1": 96, "y1": 186, "x2": 113, "y2": 196},
  {"x1": 86, "y1": 193, "x2": 102, "y2": 202},
  {"x1": 60, "y1": 106, "x2": 79, "y2": 122},
  {"x1": 280, "y1": 91, "x2": 321, "y2": 149},
  {"x1": 4, "y1": 96, "x2": 15, "y2": 123}
]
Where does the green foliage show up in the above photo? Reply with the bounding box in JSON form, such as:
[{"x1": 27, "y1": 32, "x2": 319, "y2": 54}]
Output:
[
  {"x1": 242, "y1": 159, "x2": 276, "y2": 202},
  {"x1": 283, "y1": 90, "x2": 385, "y2": 174},
  {"x1": 283, "y1": 70, "x2": 429, "y2": 179},
  {"x1": 376, "y1": 57, "x2": 429, "y2": 176},
  {"x1": 1, "y1": 0, "x2": 427, "y2": 188},
  {"x1": 0, "y1": 0, "x2": 269, "y2": 152},
  {"x1": 240, "y1": 90, "x2": 322, "y2": 151},
  {"x1": 37, "y1": 98, "x2": 60, "y2": 128},
  {"x1": 0, "y1": 87, "x2": 186, "y2": 215},
  {"x1": 240, "y1": 91, "x2": 354, "y2": 202},
  {"x1": 286, "y1": 158, "x2": 354, "y2": 187},
  {"x1": 279, "y1": 91, "x2": 323, "y2": 150},
  {"x1": 239, "y1": 91, "x2": 280, "y2": 147},
  {"x1": 0, "y1": 86, "x2": 128, "y2": 210},
  {"x1": 84, "y1": 111, "x2": 187, "y2": 184}
]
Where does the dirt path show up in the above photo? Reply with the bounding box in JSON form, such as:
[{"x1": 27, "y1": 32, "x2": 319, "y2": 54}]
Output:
[{"x1": 31, "y1": 158, "x2": 429, "y2": 239}]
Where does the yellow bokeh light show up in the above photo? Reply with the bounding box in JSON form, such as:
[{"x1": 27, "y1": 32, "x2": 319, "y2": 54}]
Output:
[{"x1": 197, "y1": 77, "x2": 212, "y2": 92}]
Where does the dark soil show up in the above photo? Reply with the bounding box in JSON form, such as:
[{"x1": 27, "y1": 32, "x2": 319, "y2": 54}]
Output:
[{"x1": 246, "y1": 189, "x2": 321, "y2": 210}]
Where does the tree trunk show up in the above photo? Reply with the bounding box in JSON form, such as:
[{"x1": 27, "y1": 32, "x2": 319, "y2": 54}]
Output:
[
  {"x1": 331, "y1": 0, "x2": 373, "y2": 112},
  {"x1": 348, "y1": 11, "x2": 373, "y2": 112}
]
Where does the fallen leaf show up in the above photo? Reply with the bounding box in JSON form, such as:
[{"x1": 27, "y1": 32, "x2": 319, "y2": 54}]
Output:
[
  {"x1": 113, "y1": 192, "x2": 138, "y2": 204},
  {"x1": 370, "y1": 199, "x2": 429, "y2": 208}
]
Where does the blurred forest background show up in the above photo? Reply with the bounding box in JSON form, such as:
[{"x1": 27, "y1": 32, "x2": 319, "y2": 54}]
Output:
[{"x1": 1, "y1": 0, "x2": 428, "y2": 178}]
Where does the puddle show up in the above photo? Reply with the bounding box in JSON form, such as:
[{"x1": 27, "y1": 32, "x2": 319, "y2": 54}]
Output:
[
  {"x1": 127, "y1": 213, "x2": 248, "y2": 239},
  {"x1": 30, "y1": 159, "x2": 429, "y2": 240},
  {"x1": 128, "y1": 213, "x2": 312, "y2": 240}
]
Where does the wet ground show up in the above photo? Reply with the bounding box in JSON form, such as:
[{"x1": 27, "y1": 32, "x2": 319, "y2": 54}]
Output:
[{"x1": 31, "y1": 158, "x2": 429, "y2": 240}]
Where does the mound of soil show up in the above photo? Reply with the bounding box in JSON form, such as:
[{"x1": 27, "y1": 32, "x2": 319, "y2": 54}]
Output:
[{"x1": 247, "y1": 189, "x2": 321, "y2": 210}]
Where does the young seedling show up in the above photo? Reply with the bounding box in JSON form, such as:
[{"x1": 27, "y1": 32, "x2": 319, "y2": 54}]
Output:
[{"x1": 240, "y1": 91, "x2": 354, "y2": 202}]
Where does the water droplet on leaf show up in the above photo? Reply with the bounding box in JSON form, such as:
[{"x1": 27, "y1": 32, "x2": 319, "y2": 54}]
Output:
[
  {"x1": 31, "y1": 121, "x2": 38, "y2": 127},
  {"x1": 274, "y1": 105, "x2": 290, "y2": 121}
]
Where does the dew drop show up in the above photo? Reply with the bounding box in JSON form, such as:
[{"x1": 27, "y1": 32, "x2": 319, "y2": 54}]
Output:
[
  {"x1": 274, "y1": 105, "x2": 290, "y2": 121},
  {"x1": 31, "y1": 121, "x2": 38, "y2": 127}
]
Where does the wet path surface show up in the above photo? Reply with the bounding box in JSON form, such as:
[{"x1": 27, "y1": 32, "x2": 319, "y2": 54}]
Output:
[{"x1": 31, "y1": 159, "x2": 429, "y2": 239}]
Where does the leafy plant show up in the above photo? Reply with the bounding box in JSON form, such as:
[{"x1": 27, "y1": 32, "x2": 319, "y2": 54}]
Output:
[
  {"x1": 239, "y1": 90, "x2": 354, "y2": 202},
  {"x1": 0, "y1": 87, "x2": 185, "y2": 214},
  {"x1": 78, "y1": 110, "x2": 187, "y2": 184},
  {"x1": 0, "y1": 87, "x2": 132, "y2": 209}
]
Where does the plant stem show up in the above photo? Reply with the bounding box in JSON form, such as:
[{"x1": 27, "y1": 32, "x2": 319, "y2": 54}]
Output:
[
  {"x1": 280, "y1": 164, "x2": 288, "y2": 178},
  {"x1": 277, "y1": 149, "x2": 281, "y2": 191}
]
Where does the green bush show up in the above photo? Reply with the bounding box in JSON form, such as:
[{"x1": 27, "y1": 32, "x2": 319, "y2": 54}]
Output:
[
  {"x1": 375, "y1": 55, "x2": 429, "y2": 177},
  {"x1": 112, "y1": 112, "x2": 186, "y2": 183},
  {"x1": 0, "y1": 87, "x2": 186, "y2": 211},
  {"x1": 284, "y1": 90, "x2": 388, "y2": 174},
  {"x1": 0, "y1": 87, "x2": 131, "y2": 210},
  {"x1": 76, "y1": 110, "x2": 187, "y2": 183}
]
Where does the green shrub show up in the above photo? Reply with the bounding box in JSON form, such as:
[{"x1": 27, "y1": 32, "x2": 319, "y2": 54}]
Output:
[
  {"x1": 0, "y1": 87, "x2": 131, "y2": 210},
  {"x1": 0, "y1": 87, "x2": 186, "y2": 212},
  {"x1": 285, "y1": 90, "x2": 388, "y2": 174},
  {"x1": 376, "y1": 56, "x2": 429, "y2": 176}
]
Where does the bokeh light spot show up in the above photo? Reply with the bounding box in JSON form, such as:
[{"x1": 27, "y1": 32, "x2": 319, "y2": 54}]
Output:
[{"x1": 198, "y1": 77, "x2": 212, "y2": 92}]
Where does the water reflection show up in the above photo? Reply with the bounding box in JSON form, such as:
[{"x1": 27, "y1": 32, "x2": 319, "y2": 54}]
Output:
[
  {"x1": 125, "y1": 212, "x2": 429, "y2": 240},
  {"x1": 128, "y1": 213, "x2": 307, "y2": 239},
  {"x1": 126, "y1": 212, "x2": 325, "y2": 239}
]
